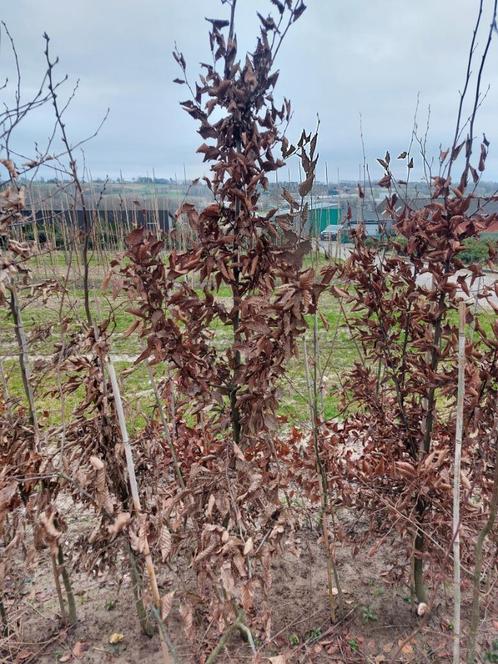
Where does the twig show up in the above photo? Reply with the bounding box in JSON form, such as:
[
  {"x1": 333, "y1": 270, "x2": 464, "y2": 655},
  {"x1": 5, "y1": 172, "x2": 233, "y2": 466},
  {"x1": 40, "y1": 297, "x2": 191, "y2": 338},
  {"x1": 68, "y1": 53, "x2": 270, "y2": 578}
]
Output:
[
  {"x1": 43, "y1": 32, "x2": 109, "y2": 327},
  {"x1": 147, "y1": 365, "x2": 185, "y2": 489},
  {"x1": 446, "y1": 0, "x2": 484, "y2": 184},
  {"x1": 205, "y1": 610, "x2": 255, "y2": 664}
]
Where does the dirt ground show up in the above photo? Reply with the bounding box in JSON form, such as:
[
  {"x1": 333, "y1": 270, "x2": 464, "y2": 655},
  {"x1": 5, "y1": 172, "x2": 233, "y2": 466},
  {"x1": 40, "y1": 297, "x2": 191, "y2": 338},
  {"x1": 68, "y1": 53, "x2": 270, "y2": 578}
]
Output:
[{"x1": 2, "y1": 502, "x2": 497, "y2": 664}]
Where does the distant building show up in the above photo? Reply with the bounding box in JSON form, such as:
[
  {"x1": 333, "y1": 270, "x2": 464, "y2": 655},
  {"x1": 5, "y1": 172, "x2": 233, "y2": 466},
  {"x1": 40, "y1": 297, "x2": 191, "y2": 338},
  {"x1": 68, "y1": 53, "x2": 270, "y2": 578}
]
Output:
[
  {"x1": 308, "y1": 202, "x2": 342, "y2": 235},
  {"x1": 309, "y1": 200, "x2": 391, "y2": 239}
]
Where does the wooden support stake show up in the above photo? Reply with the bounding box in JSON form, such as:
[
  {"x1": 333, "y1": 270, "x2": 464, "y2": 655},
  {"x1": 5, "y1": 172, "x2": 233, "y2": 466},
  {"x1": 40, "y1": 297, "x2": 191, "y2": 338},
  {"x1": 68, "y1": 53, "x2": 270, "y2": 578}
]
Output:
[
  {"x1": 452, "y1": 302, "x2": 466, "y2": 664},
  {"x1": 107, "y1": 358, "x2": 174, "y2": 664}
]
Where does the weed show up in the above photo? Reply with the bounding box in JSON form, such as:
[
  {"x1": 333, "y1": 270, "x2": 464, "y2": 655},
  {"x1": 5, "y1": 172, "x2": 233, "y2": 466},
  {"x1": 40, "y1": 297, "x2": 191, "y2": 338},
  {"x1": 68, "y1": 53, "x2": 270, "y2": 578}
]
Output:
[
  {"x1": 361, "y1": 605, "x2": 378, "y2": 623},
  {"x1": 305, "y1": 627, "x2": 322, "y2": 641},
  {"x1": 348, "y1": 638, "x2": 360, "y2": 653},
  {"x1": 486, "y1": 640, "x2": 498, "y2": 663}
]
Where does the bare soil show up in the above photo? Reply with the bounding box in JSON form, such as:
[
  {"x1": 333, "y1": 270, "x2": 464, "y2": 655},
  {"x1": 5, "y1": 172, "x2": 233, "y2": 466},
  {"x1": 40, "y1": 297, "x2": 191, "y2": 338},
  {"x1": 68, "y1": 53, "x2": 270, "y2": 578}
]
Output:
[{"x1": 3, "y1": 502, "x2": 497, "y2": 664}]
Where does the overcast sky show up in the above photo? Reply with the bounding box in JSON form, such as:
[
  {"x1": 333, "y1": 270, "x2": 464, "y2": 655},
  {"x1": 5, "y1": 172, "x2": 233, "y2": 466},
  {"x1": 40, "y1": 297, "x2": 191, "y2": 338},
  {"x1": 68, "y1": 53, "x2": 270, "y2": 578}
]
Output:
[{"x1": 2, "y1": 0, "x2": 498, "y2": 182}]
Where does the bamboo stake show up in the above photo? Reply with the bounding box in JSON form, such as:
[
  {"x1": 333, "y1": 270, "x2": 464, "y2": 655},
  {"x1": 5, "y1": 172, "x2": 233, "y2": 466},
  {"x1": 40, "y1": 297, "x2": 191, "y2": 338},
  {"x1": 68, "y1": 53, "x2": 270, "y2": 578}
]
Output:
[
  {"x1": 106, "y1": 358, "x2": 174, "y2": 664},
  {"x1": 452, "y1": 302, "x2": 466, "y2": 664}
]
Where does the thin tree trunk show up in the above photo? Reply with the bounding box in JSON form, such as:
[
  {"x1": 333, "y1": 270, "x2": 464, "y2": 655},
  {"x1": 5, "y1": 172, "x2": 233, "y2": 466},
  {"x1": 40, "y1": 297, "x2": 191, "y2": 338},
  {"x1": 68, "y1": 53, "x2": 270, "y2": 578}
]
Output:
[
  {"x1": 413, "y1": 524, "x2": 428, "y2": 605},
  {"x1": 9, "y1": 285, "x2": 40, "y2": 449},
  {"x1": 127, "y1": 543, "x2": 154, "y2": 637},
  {"x1": 467, "y1": 407, "x2": 498, "y2": 663},
  {"x1": 303, "y1": 337, "x2": 342, "y2": 621},
  {"x1": 50, "y1": 550, "x2": 68, "y2": 624},
  {"x1": 229, "y1": 129, "x2": 243, "y2": 448},
  {"x1": 0, "y1": 596, "x2": 9, "y2": 637},
  {"x1": 57, "y1": 545, "x2": 77, "y2": 625},
  {"x1": 0, "y1": 359, "x2": 9, "y2": 400},
  {"x1": 9, "y1": 283, "x2": 78, "y2": 624},
  {"x1": 414, "y1": 281, "x2": 442, "y2": 606}
]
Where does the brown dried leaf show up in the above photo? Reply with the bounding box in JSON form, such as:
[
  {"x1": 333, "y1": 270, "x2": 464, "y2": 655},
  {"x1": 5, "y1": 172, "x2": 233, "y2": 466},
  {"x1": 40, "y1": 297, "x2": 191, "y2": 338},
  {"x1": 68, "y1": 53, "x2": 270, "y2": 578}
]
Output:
[
  {"x1": 233, "y1": 443, "x2": 246, "y2": 461},
  {"x1": 107, "y1": 512, "x2": 131, "y2": 537},
  {"x1": 161, "y1": 591, "x2": 175, "y2": 621},
  {"x1": 89, "y1": 455, "x2": 104, "y2": 471},
  {"x1": 159, "y1": 525, "x2": 172, "y2": 562},
  {"x1": 72, "y1": 641, "x2": 88, "y2": 658},
  {"x1": 179, "y1": 601, "x2": 194, "y2": 639},
  {"x1": 243, "y1": 537, "x2": 254, "y2": 556},
  {"x1": 0, "y1": 481, "x2": 17, "y2": 513},
  {"x1": 0, "y1": 159, "x2": 18, "y2": 179},
  {"x1": 220, "y1": 561, "x2": 235, "y2": 596}
]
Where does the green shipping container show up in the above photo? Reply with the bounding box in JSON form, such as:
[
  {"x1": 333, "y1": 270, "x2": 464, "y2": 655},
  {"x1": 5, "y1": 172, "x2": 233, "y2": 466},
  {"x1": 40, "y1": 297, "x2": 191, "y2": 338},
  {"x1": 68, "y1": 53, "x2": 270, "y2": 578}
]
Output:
[{"x1": 308, "y1": 206, "x2": 342, "y2": 235}]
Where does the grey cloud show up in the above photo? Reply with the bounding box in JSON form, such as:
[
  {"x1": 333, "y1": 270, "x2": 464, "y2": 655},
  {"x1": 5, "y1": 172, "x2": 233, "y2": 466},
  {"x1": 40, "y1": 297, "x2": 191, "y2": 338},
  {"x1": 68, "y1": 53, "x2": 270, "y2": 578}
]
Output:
[{"x1": 2, "y1": 0, "x2": 498, "y2": 180}]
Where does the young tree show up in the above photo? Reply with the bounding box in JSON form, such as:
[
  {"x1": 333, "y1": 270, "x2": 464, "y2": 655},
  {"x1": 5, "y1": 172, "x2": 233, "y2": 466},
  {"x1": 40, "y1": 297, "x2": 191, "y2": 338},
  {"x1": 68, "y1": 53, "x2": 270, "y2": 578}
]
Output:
[
  {"x1": 325, "y1": 2, "x2": 498, "y2": 626},
  {"x1": 119, "y1": 0, "x2": 329, "y2": 650},
  {"x1": 124, "y1": 0, "x2": 314, "y2": 449}
]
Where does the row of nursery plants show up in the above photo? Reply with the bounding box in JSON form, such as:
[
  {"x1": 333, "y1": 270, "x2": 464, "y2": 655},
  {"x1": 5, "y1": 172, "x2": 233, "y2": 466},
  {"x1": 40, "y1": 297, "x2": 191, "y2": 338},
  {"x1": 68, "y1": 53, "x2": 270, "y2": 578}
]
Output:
[{"x1": 1, "y1": 1, "x2": 498, "y2": 661}]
